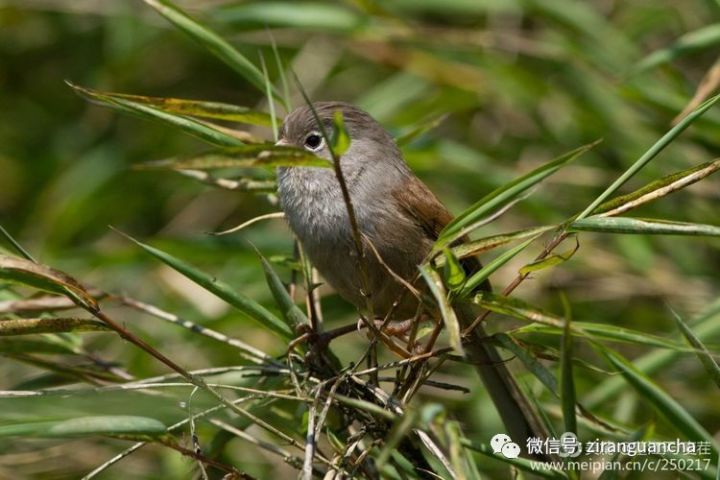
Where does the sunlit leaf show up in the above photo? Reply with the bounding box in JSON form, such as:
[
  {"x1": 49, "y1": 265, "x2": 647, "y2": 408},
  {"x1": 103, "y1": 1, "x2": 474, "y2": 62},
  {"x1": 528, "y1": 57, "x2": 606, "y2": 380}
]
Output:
[
  {"x1": 570, "y1": 217, "x2": 720, "y2": 236},
  {"x1": 332, "y1": 110, "x2": 351, "y2": 156},
  {"x1": 69, "y1": 82, "x2": 247, "y2": 147},
  {"x1": 138, "y1": 145, "x2": 331, "y2": 170},
  {"x1": 420, "y1": 265, "x2": 463, "y2": 355},
  {"x1": 438, "y1": 141, "x2": 600, "y2": 246}
]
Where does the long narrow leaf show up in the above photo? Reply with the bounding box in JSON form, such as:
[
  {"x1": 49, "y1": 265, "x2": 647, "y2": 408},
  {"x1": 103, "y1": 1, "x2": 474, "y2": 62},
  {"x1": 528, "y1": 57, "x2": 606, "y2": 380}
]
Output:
[
  {"x1": 600, "y1": 347, "x2": 716, "y2": 446},
  {"x1": 143, "y1": 0, "x2": 281, "y2": 101},
  {"x1": 138, "y1": 145, "x2": 331, "y2": 170},
  {"x1": 670, "y1": 308, "x2": 720, "y2": 389},
  {"x1": 113, "y1": 230, "x2": 292, "y2": 339},
  {"x1": 420, "y1": 265, "x2": 463, "y2": 354},
  {"x1": 437, "y1": 141, "x2": 600, "y2": 245},
  {"x1": 69, "y1": 82, "x2": 246, "y2": 147},
  {"x1": 570, "y1": 217, "x2": 720, "y2": 236},
  {"x1": 0, "y1": 318, "x2": 108, "y2": 336},
  {"x1": 595, "y1": 159, "x2": 720, "y2": 217},
  {"x1": 577, "y1": 93, "x2": 720, "y2": 219},
  {"x1": 459, "y1": 235, "x2": 541, "y2": 296},
  {"x1": 585, "y1": 300, "x2": 720, "y2": 408}
]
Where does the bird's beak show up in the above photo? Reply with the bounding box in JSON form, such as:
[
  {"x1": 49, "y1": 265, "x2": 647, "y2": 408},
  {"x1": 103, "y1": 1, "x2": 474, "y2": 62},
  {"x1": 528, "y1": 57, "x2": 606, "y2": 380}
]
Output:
[{"x1": 275, "y1": 138, "x2": 289, "y2": 146}]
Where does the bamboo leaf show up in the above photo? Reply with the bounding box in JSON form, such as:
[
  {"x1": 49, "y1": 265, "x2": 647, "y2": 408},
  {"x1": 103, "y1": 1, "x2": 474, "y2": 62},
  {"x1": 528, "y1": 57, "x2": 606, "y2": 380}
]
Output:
[
  {"x1": 420, "y1": 265, "x2": 463, "y2": 355},
  {"x1": 69, "y1": 82, "x2": 247, "y2": 147},
  {"x1": 442, "y1": 247, "x2": 466, "y2": 293},
  {"x1": 0, "y1": 317, "x2": 109, "y2": 336},
  {"x1": 142, "y1": 0, "x2": 281, "y2": 100},
  {"x1": 437, "y1": 141, "x2": 600, "y2": 246},
  {"x1": 72, "y1": 90, "x2": 271, "y2": 126},
  {"x1": 634, "y1": 23, "x2": 720, "y2": 73},
  {"x1": 215, "y1": 2, "x2": 363, "y2": 32},
  {"x1": 0, "y1": 416, "x2": 167, "y2": 438},
  {"x1": 0, "y1": 255, "x2": 98, "y2": 312},
  {"x1": 670, "y1": 308, "x2": 720, "y2": 389},
  {"x1": 494, "y1": 333, "x2": 559, "y2": 396},
  {"x1": 113, "y1": 230, "x2": 292, "y2": 339},
  {"x1": 332, "y1": 110, "x2": 352, "y2": 156},
  {"x1": 585, "y1": 300, "x2": 720, "y2": 408},
  {"x1": 138, "y1": 145, "x2": 331, "y2": 170},
  {"x1": 459, "y1": 235, "x2": 541, "y2": 296},
  {"x1": 576, "y1": 93, "x2": 720, "y2": 220},
  {"x1": 600, "y1": 347, "x2": 717, "y2": 446},
  {"x1": 570, "y1": 217, "x2": 720, "y2": 236},
  {"x1": 595, "y1": 159, "x2": 720, "y2": 217},
  {"x1": 441, "y1": 226, "x2": 554, "y2": 263},
  {"x1": 259, "y1": 254, "x2": 307, "y2": 331},
  {"x1": 519, "y1": 237, "x2": 578, "y2": 275},
  {"x1": 559, "y1": 299, "x2": 577, "y2": 435}
]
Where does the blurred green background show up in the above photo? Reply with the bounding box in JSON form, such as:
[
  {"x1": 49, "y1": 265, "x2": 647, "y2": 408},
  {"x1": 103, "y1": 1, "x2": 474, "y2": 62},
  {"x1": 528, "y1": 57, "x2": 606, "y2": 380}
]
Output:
[{"x1": 1, "y1": 0, "x2": 719, "y2": 478}]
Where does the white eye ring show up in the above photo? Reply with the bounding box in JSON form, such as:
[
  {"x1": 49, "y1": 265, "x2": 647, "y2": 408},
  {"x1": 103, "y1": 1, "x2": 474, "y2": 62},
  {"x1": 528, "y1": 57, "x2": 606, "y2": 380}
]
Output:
[{"x1": 303, "y1": 131, "x2": 325, "y2": 152}]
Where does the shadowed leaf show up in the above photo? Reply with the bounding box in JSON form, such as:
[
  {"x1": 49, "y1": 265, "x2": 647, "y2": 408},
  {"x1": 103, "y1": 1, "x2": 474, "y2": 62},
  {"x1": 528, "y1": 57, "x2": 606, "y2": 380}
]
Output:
[
  {"x1": 113, "y1": 230, "x2": 293, "y2": 339},
  {"x1": 0, "y1": 255, "x2": 98, "y2": 311},
  {"x1": 142, "y1": 0, "x2": 281, "y2": 101},
  {"x1": 0, "y1": 318, "x2": 109, "y2": 336}
]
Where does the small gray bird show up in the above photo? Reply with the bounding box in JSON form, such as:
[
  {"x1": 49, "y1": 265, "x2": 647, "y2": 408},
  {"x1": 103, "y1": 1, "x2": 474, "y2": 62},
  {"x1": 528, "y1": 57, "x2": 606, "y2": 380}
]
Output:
[{"x1": 277, "y1": 101, "x2": 548, "y2": 452}]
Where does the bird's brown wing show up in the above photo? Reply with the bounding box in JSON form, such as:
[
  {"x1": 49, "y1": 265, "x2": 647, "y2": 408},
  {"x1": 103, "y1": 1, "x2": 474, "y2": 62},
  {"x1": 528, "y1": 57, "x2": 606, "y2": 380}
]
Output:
[{"x1": 392, "y1": 175, "x2": 487, "y2": 288}]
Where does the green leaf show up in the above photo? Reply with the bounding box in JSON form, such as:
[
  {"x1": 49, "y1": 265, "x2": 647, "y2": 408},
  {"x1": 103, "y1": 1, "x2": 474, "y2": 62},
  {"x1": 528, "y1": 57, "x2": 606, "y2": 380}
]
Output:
[
  {"x1": 0, "y1": 317, "x2": 109, "y2": 336},
  {"x1": 396, "y1": 114, "x2": 448, "y2": 147},
  {"x1": 437, "y1": 141, "x2": 599, "y2": 246},
  {"x1": 477, "y1": 293, "x2": 690, "y2": 350},
  {"x1": 0, "y1": 416, "x2": 167, "y2": 438},
  {"x1": 259, "y1": 254, "x2": 307, "y2": 331},
  {"x1": 462, "y1": 439, "x2": 567, "y2": 479},
  {"x1": 634, "y1": 23, "x2": 720, "y2": 73},
  {"x1": 0, "y1": 338, "x2": 78, "y2": 355},
  {"x1": 73, "y1": 90, "x2": 271, "y2": 125},
  {"x1": 600, "y1": 347, "x2": 717, "y2": 447},
  {"x1": 420, "y1": 265, "x2": 463, "y2": 355},
  {"x1": 595, "y1": 159, "x2": 720, "y2": 216},
  {"x1": 459, "y1": 235, "x2": 541, "y2": 296},
  {"x1": 0, "y1": 255, "x2": 98, "y2": 312},
  {"x1": 332, "y1": 110, "x2": 351, "y2": 156},
  {"x1": 515, "y1": 322, "x2": 690, "y2": 351},
  {"x1": 69, "y1": 82, "x2": 247, "y2": 147},
  {"x1": 585, "y1": 300, "x2": 720, "y2": 408},
  {"x1": 494, "y1": 333, "x2": 559, "y2": 396},
  {"x1": 114, "y1": 230, "x2": 292, "y2": 339},
  {"x1": 559, "y1": 301, "x2": 577, "y2": 435},
  {"x1": 142, "y1": 0, "x2": 281, "y2": 100},
  {"x1": 576, "y1": 93, "x2": 720, "y2": 220},
  {"x1": 570, "y1": 217, "x2": 720, "y2": 236},
  {"x1": 670, "y1": 308, "x2": 720, "y2": 389},
  {"x1": 441, "y1": 247, "x2": 466, "y2": 293},
  {"x1": 519, "y1": 237, "x2": 578, "y2": 275},
  {"x1": 215, "y1": 2, "x2": 363, "y2": 32},
  {"x1": 138, "y1": 145, "x2": 331, "y2": 170}
]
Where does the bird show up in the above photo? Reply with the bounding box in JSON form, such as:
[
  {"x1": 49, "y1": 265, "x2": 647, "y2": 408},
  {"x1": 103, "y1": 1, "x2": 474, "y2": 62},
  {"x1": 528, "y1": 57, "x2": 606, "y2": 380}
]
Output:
[{"x1": 275, "y1": 101, "x2": 549, "y2": 454}]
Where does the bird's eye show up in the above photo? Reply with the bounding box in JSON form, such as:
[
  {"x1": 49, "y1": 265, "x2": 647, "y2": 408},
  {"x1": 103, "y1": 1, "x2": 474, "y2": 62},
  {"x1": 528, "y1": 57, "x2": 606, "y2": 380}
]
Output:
[{"x1": 304, "y1": 132, "x2": 324, "y2": 151}]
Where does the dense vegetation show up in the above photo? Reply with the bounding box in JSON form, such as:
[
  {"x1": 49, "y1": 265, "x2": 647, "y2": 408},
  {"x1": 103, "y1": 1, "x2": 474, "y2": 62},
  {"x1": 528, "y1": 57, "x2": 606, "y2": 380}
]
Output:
[{"x1": 1, "y1": 1, "x2": 719, "y2": 478}]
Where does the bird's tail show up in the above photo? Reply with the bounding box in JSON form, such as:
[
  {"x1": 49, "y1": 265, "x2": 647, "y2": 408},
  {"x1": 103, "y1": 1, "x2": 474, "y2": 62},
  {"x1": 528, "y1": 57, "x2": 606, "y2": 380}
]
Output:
[{"x1": 457, "y1": 303, "x2": 551, "y2": 459}]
